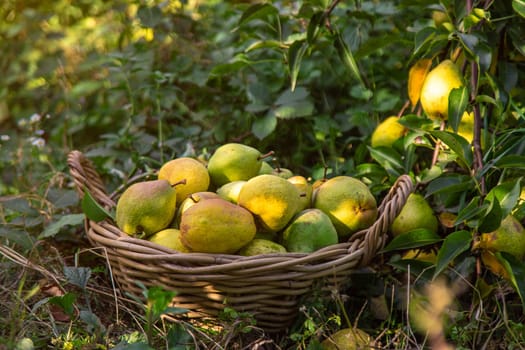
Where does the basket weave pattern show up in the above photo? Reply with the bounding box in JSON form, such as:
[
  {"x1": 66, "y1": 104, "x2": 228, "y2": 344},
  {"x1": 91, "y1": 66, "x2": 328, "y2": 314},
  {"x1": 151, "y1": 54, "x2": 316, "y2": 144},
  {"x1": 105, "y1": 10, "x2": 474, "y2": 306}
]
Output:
[{"x1": 67, "y1": 150, "x2": 414, "y2": 331}]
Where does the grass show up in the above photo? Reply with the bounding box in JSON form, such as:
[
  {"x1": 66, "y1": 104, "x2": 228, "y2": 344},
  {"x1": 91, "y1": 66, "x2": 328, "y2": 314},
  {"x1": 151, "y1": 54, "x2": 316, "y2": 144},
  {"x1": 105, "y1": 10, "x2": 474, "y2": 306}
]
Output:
[{"x1": 2, "y1": 220, "x2": 525, "y2": 349}]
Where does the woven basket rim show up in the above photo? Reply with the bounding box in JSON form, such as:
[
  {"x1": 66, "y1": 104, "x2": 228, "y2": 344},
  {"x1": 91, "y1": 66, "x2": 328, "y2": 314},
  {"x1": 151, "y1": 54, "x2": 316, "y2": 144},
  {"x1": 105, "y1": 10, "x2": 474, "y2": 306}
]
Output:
[{"x1": 67, "y1": 149, "x2": 414, "y2": 267}]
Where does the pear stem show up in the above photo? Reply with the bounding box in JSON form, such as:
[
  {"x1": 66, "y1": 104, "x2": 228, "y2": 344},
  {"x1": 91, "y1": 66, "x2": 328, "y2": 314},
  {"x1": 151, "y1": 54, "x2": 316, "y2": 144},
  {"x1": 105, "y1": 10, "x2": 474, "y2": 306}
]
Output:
[
  {"x1": 189, "y1": 193, "x2": 199, "y2": 203},
  {"x1": 171, "y1": 179, "x2": 187, "y2": 188},
  {"x1": 258, "y1": 150, "x2": 275, "y2": 161}
]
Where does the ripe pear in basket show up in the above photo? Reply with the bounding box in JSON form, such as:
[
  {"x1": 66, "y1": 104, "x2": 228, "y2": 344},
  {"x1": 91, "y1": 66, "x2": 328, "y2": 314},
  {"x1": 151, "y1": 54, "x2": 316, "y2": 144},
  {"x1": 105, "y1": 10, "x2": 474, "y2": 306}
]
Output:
[
  {"x1": 67, "y1": 150, "x2": 414, "y2": 333},
  {"x1": 179, "y1": 198, "x2": 257, "y2": 254},
  {"x1": 115, "y1": 179, "x2": 177, "y2": 238}
]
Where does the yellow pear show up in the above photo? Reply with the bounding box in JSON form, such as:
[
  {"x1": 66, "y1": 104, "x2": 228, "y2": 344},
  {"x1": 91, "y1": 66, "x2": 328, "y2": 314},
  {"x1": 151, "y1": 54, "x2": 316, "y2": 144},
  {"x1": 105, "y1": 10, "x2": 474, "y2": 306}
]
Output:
[
  {"x1": 180, "y1": 198, "x2": 256, "y2": 254},
  {"x1": 480, "y1": 250, "x2": 511, "y2": 280},
  {"x1": 432, "y1": 10, "x2": 450, "y2": 28},
  {"x1": 321, "y1": 327, "x2": 373, "y2": 350},
  {"x1": 238, "y1": 238, "x2": 287, "y2": 256},
  {"x1": 287, "y1": 175, "x2": 313, "y2": 211},
  {"x1": 447, "y1": 111, "x2": 486, "y2": 149},
  {"x1": 148, "y1": 228, "x2": 190, "y2": 252},
  {"x1": 390, "y1": 193, "x2": 438, "y2": 237},
  {"x1": 216, "y1": 180, "x2": 246, "y2": 204},
  {"x1": 158, "y1": 157, "x2": 210, "y2": 205},
  {"x1": 408, "y1": 58, "x2": 432, "y2": 106},
  {"x1": 282, "y1": 209, "x2": 339, "y2": 253},
  {"x1": 207, "y1": 143, "x2": 268, "y2": 187},
  {"x1": 477, "y1": 215, "x2": 525, "y2": 259},
  {"x1": 420, "y1": 59, "x2": 464, "y2": 120},
  {"x1": 115, "y1": 179, "x2": 177, "y2": 237},
  {"x1": 174, "y1": 191, "x2": 221, "y2": 227},
  {"x1": 238, "y1": 174, "x2": 301, "y2": 232},
  {"x1": 313, "y1": 176, "x2": 378, "y2": 239},
  {"x1": 370, "y1": 116, "x2": 407, "y2": 148}
]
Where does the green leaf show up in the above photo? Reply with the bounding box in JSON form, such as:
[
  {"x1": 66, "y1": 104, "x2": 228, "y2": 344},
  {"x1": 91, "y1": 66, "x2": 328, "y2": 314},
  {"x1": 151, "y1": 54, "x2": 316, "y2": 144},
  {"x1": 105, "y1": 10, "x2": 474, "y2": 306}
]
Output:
[
  {"x1": 167, "y1": 323, "x2": 194, "y2": 350},
  {"x1": 448, "y1": 86, "x2": 469, "y2": 133},
  {"x1": 485, "y1": 180, "x2": 522, "y2": 220},
  {"x1": 70, "y1": 80, "x2": 104, "y2": 98},
  {"x1": 209, "y1": 54, "x2": 251, "y2": 76},
  {"x1": 429, "y1": 130, "x2": 473, "y2": 170},
  {"x1": 498, "y1": 252, "x2": 525, "y2": 310},
  {"x1": 49, "y1": 292, "x2": 77, "y2": 317},
  {"x1": 354, "y1": 163, "x2": 389, "y2": 180},
  {"x1": 356, "y1": 34, "x2": 407, "y2": 60},
  {"x1": 39, "y1": 213, "x2": 85, "y2": 239},
  {"x1": 382, "y1": 229, "x2": 442, "y2": 253},
  {"x1": 333, "y1": 29, "x2": 364, "y2": 87},
  {"x1": 252, "y1": 114, "x2": 277, "y2": 140},
  {"x1": 79, "y1": 310, "x2": 106, "y2": 334},
  {"x1": 81, "y1": 190, "x2": 113, "y2": 222},
  {"x1": 455, "y1": 196, "x2": 488, "y2": 227},
  {"x1": 457, "y1": 33, "x2": 492, "y2": 73},
  {"x1": 478, "y1": 197, "x2": 502, "y2": 233},
  {"x1": 368, "y1": 146, "x2": 404, "y2": 177},
  {"x1": 288, "y1": 40, "x2": 308, "y2": 91},
  {"x1": 275, "y1": 86, "x2": 309, "y2": 105},
  {"x1": 64, "y1": 266, "x2": 92, "y2": 290},
  {"x1": 238, "y1": 3, "x2": 279, "y2": 27},
  {"x1": 412, "y1": 27, "x2": 436, "y2": 59},
  {"x1": 495, "y1": 155, "x2": 525, "y2": 169},
  {"x1": 137, "y1": 5, "x2": 162, "y2": 28},
  {"x1": 426, "y1": 175, "x2": 473, "y2": 196},
  {"x1": 0, "y1": 227, "x2": 35, "y2": 251},
  {"x1": 244, "y1": 40, "x2": 282, "y2": 53},
  {"x1": 434, "y1": 230, "x2": 472, "y2": 278},
  {"x1": 513, "y1": 0, "x2": 525, "y2": 18},
  {"x1": 273, "y1": 100, "x2": 314, "y2": 119},
  {"x1": 307, "y1": 11, "x2": 324, "y2": 44},
  {"x1": 145, "y1": 286, "x2": 178, "y2": 320},
  {"x1": 113, "y1": 342, "x2": 153, "y2": 350}
]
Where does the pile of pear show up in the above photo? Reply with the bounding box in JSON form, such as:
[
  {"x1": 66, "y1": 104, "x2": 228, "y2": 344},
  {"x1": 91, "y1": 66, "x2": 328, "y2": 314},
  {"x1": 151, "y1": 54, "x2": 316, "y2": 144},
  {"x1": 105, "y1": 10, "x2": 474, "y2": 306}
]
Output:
[{"x1": 115, "y1": 143, "x2": 379, "y2": 256}]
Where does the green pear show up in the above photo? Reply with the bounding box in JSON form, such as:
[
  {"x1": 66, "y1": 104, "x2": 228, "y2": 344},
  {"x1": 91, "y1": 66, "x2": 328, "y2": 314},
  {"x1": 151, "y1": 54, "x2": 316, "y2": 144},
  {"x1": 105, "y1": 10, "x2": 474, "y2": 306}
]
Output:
[
  {"x1": 420, "y1": 59, "x2": 464, "y2": 121},
  {"x1": 371, "y1": 116, "x2": 407, "y2": 148},
  {"x1": 216, "y1": 180, "x2": 246, "y2": 204},
  {"x1": 180, "y1": 198, "x2": 257, "y2": 254},
  {"x1": 238, "y1": 238, "x2": 287, "y2": 256},
  {"x1": 238, "y1": 174, "x2": 301, "y2": 232},
  {"x1": 282, "y1": 209, "x2": 339, "y2": 253},
  {"x1": 321, "y1": 327, "x2": 372, "y2": 350},
  {"x1": 287, "y1": 175, "x2": 313, "y2": 211},
  {"x1": 272, "y1": 167, "x2": 294, "y2": 179},
  {"x1": 313, "y1": 176, "x2": 378, "y2": 239},
  {"x1": 207, "y1": 143, "x2": 268, "y2": 187},
  {"x1": 390, "y1": 193, "x2": 438, "y2": 237},
  {"x1": 258, "y1": 161, "x2": 274, "y2": 175},
  {"x1": 116, "y1": 179, "x2": 177, "y2": 237},
  {"x1": 478, "y1": 215, "x2": 525, "y2": 259}
]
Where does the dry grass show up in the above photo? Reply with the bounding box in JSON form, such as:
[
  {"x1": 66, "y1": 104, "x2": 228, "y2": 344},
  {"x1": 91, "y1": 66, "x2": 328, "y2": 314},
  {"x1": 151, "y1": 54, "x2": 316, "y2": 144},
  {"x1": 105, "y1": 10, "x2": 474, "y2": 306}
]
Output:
[{"x1": 3, "y1": 236, "x2": 525, "y2": 349}]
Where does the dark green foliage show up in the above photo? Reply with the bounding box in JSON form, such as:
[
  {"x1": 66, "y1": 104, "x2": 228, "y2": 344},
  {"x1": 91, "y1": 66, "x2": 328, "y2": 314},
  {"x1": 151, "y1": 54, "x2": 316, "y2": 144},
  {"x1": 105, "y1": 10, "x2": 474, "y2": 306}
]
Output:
[{"x1": 1, "y1": 0, "x2": 525, "y2": 349}]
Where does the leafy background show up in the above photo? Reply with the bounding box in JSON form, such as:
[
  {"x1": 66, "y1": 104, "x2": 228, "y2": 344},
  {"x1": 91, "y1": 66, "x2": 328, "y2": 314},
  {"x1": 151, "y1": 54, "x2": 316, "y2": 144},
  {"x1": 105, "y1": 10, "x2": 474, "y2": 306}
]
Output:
[{"x1": 1, "y1": 0, "x2": 525, "y2": 349}]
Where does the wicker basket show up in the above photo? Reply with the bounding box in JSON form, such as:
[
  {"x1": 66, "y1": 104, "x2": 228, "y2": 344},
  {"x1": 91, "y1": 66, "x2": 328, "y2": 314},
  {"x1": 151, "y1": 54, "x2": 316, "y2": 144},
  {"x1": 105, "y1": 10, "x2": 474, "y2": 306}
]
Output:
[{"x1": 67, "y1": 150, "x2": 413, "y2": 332}]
